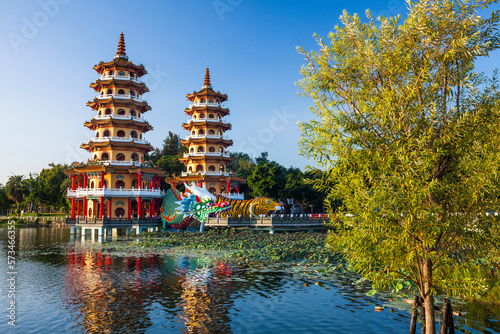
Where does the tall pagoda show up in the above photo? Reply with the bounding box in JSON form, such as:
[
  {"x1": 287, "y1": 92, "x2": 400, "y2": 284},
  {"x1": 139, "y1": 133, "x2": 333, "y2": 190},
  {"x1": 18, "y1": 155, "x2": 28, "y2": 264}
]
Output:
[
  {"x1": 167, "y1": 68, "x2": 245, "y2": 198},
  {"x1": 65, "y1": 33, "x2": 165, "y2": 237}
]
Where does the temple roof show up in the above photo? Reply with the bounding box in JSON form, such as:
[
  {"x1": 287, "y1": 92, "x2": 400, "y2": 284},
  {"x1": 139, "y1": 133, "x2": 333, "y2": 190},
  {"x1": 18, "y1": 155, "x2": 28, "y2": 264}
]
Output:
[
  {"x1": 90, "y1": 78, "x2": 149, "y2": 95},
  {"x1": 83, "y1": 118, "x2": 153, "y2": 132},
  {"x1": 184, "y1": 106, "x2": 230, "y2": 117},
  {"x1": 86, "y1": 98, "x2": 152, "y2": 112},
  {"x1": 182, "y1": 120, "x2": 231, "y2": 131},
  {"x1": 179, "y1": 155, "x2": 233, "y2": 164},
  {"x1": 128, "y1": 165, "x2": 166, "y2": 175},
  {"x1": 186, "y1": 68, "x2": 228, "y2": 102},
  {"x1": 180, "y1": 137, "x2": 233, "y2": 147},
  {"x1": 80, "y1": 140, "x2": 153, "y2": 153},
  {"x1": 93, "y1": 34, "x2": 147, "y2": 76}
]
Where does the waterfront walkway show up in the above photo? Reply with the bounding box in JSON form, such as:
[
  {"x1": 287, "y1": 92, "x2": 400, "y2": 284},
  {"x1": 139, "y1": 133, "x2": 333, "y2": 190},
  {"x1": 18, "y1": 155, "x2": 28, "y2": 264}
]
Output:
[{"x1": 202, "y1": 214, "x2": 330, "y2": 233}]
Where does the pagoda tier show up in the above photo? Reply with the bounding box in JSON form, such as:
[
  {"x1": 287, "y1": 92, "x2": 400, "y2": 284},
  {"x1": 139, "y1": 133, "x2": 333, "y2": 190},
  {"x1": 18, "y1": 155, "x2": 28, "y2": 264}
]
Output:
[
  {"x1": 84, "y1": 117, "x2": 153, "y2": 133},
  {"x1": 65, "y1": 33, "x2": 165, "y2": 227},
  {"x1": 184, "y1": 105, "x2": 230, "y2": 117},
  {"x1": 167, "y1": 68, "x2": 245, "y2": 199},
  {"x1": 90, "y1": 77, "x2": 149, "y2": 95},
  {"x1": 182, "y1": 120, "x2": 232, "y2": 131},
  {"x1": 80, "y1": 139, "x2": 153, "y2": 153},
  {"x1": 87, "y1": 96, "x2": 151, "y2": 112},
  {"x1": 180, "y1": 136, "x2": 233, "y2": 147}
]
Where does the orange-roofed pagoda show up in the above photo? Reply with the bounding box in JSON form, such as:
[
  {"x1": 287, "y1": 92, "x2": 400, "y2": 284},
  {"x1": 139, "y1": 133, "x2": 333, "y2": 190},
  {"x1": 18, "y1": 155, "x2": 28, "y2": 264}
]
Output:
[
  {"x1": 65, "y1": 33, "x2": 165, "y2": 238},
  {"x1": 167, "y1": 68, "x2": 245, "y2": 198}
]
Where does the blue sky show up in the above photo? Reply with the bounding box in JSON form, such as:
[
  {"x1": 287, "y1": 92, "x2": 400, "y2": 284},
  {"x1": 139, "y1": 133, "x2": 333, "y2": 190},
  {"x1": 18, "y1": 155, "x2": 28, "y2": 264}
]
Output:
[{"x1": 0, "y1": 0, "x2": 499, "y2": 185}]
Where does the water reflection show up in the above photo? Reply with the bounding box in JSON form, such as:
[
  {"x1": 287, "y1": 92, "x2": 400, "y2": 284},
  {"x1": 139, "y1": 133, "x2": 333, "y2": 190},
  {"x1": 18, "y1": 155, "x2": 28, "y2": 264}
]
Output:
[
  {"x1": 0, "y1": 228, "x2": 498, "y2": 334},
  {"x1": 62, "y1": 245, "x2": 246, "y2": 333}
]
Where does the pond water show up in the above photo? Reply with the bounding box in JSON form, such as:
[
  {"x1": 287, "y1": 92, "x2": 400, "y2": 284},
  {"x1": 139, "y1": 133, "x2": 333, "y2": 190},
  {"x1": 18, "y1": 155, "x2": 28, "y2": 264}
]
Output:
[{"x1": 0, "y1": 227, "x2": 499, "y2": 333}]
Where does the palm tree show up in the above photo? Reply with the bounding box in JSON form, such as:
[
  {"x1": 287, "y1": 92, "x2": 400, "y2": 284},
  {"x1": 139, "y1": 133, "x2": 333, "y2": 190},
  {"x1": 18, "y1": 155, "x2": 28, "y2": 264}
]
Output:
[{"x1": 5, "y1": 175, "x2": 25, "y2": 213}]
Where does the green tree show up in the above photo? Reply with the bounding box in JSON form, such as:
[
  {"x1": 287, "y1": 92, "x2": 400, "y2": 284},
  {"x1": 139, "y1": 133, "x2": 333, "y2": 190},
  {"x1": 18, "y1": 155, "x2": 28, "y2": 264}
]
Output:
[
  {"x1": 21, "y1": 173, "x2": 42, "y2": 214},
  {"x1": 0, "y1": 183, "x2": 14, "y2": 214},
  {"x1": 5, "y1": 175, "x2": 25, "y2": 213},
  {"x1": 297, "y1": 1, "x2": 500, "y2": 333},
  {"x1": 227, "y1": 152, "x2": 256, "y2": 178},
  {"x1": 247, "y1": 162, "x2": 287, "y2": 199},
  {"x1": 39, "y1": 164, "x2": 69, "y2": 212},
  {"x1": 255, "y1": 152, "x2": 269, "y2": 166},
  {"x1": 161, "y1": 131, "x2": 184, "y2": 157}
]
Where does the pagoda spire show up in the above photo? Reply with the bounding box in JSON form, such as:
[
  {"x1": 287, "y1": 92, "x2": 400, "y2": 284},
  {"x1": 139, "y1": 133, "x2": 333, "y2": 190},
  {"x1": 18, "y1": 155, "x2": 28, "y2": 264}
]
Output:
[
  {"x1": 203, "y1": 67, "x2": 211, "y2": 88},
  {"x1": 115, "y1": 32, "x2": 127, "y2": 59}
]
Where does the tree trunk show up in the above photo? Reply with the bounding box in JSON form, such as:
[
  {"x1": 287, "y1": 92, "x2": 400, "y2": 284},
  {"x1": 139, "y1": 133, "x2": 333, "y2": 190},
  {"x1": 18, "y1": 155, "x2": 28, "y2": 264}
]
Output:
[{"x1": 422, "y1": 258, "x2": 436, "y2": 334}]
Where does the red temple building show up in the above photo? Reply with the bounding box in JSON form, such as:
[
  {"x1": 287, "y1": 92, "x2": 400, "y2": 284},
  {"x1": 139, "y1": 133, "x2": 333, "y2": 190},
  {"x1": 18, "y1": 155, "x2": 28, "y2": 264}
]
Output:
[
  {"x1": 166, "y1": 68, "x2": 245, "y2": 198},
  {"x1": 65, "y1": 33, "x2": 164, "y2": 238}
]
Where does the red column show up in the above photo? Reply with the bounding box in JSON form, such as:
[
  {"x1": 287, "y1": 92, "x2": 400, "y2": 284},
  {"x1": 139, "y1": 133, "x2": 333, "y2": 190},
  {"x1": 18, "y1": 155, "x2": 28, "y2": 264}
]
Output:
[
  {"x1": 108, "y1": 200, "x2": 112, "y2": 218},
  {"x1": 149, "y1": 201, "x2": 153, "y2": 219},
  {"x1": 138, "y1": 197, "x2": 142, "y2": 218},
  {"x1": 70, "y1": 175, "x2": 76, "y2": 218},
  {"x1": 77, "y1": 201, "x2": 81, "y2": 217},
  {"x1": 100, "y1": 172, "x2": 105, "y2": 188},
  {"x1": 93, "y1": 201, "x2": 96, "y2": 218},
  {"x1": 226, "y1": 180, "x2": 230, "y2": 193},
  {"x1": 83, "y1": 198, "x2": 87, "y2": 218},
  {"x1": 200, "y1": 181, "x2": 203, "y2": 188},
  {"x1": 156, "y1": 178, "x2": 160, "y2": 189},
  {"x1": 152, "y1": 199, "x2": 156, "y2": 218},
  {"x1": 128, "y1": 198, "x2": 131, "y2": 219},
  {"x1": 236, "y1": 183, "x2": 240, "y2": 194},
  {"x1": 71, "y1": 198, "x2": 76, "y2": 219},
  {"x1": 84, "y1": 174, "x2": 88, "y2": 188},
  {"x1": 99, "y1": 196, "x2": 104, "y2": 218},
  {"x1": 138, "y1": 173, "x2": 142, "y2": 189},
  {"x1": 149, "y1": 178, "x2": 153, "y2": 189}
]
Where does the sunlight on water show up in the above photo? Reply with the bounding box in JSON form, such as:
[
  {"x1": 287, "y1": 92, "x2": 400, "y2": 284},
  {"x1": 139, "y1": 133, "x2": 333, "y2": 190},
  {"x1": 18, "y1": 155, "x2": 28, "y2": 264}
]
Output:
[{"x1": 0, "y1": 227, "x2": 498, "y2": 333}]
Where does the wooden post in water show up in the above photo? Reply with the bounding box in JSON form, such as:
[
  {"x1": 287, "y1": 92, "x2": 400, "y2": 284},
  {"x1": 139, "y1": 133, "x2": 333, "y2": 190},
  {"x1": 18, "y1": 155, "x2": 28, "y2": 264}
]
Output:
[
  {"x1": 409, "y1": 296, "x2": 419, "y2": 334},
  {"x1": 419, "y1": 297, "x2": 426, "y2": 334},
  {"x1": 445, "y1": 299, "x2": 455, "y2": 334},
  {"x1": 440, "y1": 299, "x2": 449, "y2": 334}
]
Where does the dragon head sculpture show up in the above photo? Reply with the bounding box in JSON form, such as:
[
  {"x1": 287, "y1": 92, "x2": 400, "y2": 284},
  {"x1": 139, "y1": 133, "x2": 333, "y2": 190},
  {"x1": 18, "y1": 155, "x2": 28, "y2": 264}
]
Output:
[
  {"x1": 177, "y1": 183, "x2": 232, "y2": 221},
  {"x1": 161, "y1": 182, "x2": 232, "y2": 230}
]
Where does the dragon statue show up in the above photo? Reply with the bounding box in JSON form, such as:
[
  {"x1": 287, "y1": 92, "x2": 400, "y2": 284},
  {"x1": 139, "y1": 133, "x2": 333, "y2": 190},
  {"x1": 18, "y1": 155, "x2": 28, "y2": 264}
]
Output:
[
  {"x1": 160, "y1": 183, "x2": 231, "y2": 230},
  {"x1": 160, "y1": 183, "x2": 283, "y2": 230}
]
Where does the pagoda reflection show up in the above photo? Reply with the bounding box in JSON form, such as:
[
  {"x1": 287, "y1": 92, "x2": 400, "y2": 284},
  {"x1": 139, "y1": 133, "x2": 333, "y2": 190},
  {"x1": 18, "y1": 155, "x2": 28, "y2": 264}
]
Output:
[{"x1": 64, "y1": 247, "x2": 162, "y2": 333}]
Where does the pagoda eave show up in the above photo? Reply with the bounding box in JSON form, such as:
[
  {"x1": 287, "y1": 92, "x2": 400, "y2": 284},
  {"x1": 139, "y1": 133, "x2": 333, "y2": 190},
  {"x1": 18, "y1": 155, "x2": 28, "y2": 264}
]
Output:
[
  {"x1": 180, "y1": 138, "x2": 233, "y2": 146},
  {"x1": 186, "y1": 89, "x2": 228, "y2": 102},
  {"x1": 83, "y1": 119, "x2": 153, "y2": 131},
  {"x1": 86, "y1": 100, "x2": 152, "y2": 112},
  {"x1": 93, "y1": 59, "x2": 147, "y2": 77},
  {"x1": 128, "y1": 166, "x2": 166, "y2": 175},
  {"x1": 90, "y1": 80, "x2": 149, "y2": 94},
  {"x1": 181, "y1": 122, "x2": 231, "y2": 131},
  {"x1": 184, "y1": 107, "x2": 230, "y2": 117},
  {"x1": 81, "y1": 142, "x2": 154, "y2": 153}
]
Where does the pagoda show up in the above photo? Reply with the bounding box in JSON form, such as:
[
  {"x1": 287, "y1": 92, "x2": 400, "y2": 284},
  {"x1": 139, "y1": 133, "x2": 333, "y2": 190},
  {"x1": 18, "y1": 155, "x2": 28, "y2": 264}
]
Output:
[
  {"x1": 65, "y1": 33, "x2": 165, "y2": 238},
  {"x1": 167, "y1": 68, "x2": 245, "y2": 198}
]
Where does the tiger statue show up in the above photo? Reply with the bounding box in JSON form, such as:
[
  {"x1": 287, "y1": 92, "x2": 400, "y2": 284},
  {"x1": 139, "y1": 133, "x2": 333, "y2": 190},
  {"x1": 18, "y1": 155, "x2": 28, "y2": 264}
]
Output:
[{"x1": 214, "y1": 195, "x2": 282, "y2": 218}]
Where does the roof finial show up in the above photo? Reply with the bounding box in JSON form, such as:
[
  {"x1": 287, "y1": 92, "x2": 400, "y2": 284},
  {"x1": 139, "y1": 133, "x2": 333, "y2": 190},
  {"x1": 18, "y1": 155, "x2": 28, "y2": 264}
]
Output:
[
  {"x1": 203, "y1": 67, "x2": 211, "y2": 88},
  {"x1": 116, "y1": 32, "x2": 127, "y2": 58}
]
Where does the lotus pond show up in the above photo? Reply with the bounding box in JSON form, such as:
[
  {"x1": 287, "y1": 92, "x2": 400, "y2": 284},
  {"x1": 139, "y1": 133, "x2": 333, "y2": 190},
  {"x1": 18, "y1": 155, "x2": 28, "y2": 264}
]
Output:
[{"x1": 0, "y1": 227, "x2": 499, "y2": 333}]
